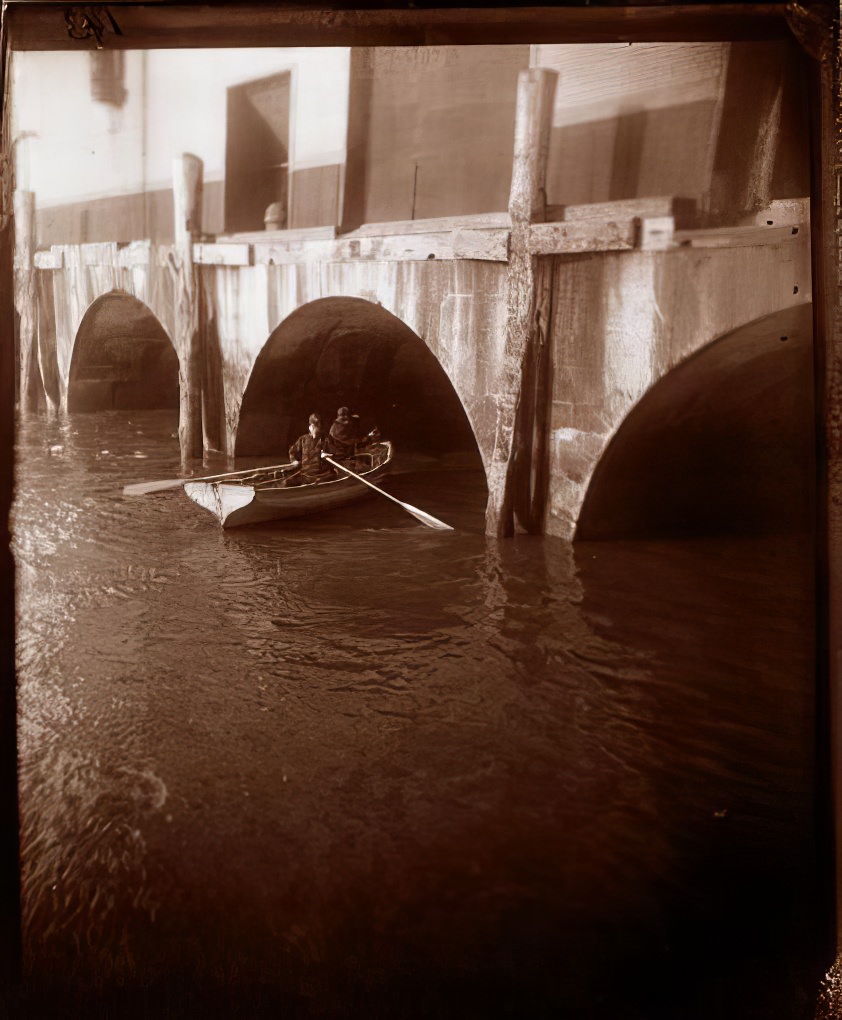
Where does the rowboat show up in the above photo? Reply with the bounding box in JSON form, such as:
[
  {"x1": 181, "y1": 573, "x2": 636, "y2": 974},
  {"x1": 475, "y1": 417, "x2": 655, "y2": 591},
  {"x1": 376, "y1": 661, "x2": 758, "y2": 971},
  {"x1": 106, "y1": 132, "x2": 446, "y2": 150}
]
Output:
[{"x1": 183, "y1": 441, "x2": 394, "y2": 528}]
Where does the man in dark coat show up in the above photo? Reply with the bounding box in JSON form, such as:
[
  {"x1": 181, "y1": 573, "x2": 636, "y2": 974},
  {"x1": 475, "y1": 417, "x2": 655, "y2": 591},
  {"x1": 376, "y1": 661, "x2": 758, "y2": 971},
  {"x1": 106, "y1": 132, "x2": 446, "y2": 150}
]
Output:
[
  {"x1": 289, "y1": 413, "x2": 332, "y2": 482},
  {"x1": 326, "y1": 407, "x2": 361, "y2": 460},
  {"x1": 327, "y1": 407, "x2": 381, "y2": 462}
]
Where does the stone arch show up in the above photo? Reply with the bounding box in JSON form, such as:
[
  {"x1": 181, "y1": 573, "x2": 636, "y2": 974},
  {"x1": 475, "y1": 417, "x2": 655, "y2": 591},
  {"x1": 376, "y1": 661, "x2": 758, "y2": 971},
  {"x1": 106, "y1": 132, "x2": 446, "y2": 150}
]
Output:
[
  {"x1": 68, "y1": 291, "x2": 179, "y2": 413},
  {"x1": 236, "y1": 296, "x2": 485, "y2": 473},
  {"x1": 576, "y1": 303, "x2": 814, "y2": 540}
]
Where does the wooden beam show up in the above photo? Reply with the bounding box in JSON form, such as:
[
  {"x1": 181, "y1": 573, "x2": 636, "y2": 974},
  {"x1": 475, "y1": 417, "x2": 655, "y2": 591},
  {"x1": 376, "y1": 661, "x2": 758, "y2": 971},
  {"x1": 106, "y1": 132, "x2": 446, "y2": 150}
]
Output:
[
  {"x1": 248, "y1": 228, "x2": 511, "y2": 265},
  {"x1": 528, "y1": 219, "x2": 637, "y2": 255},
  {"x1": 13, "y1": 191, "x2": 38, "y2": 413},
  {"x1": 217, "y1": 226, "x2": 337, "y2": 244},
  {"x1": 6, "y1": 4, "x2": 793, "y2": 51},
  {"x1": 673, "y1": 222, "x2": 807, "y2": 247},
  {"x1": 81, "y1": 242, "x2": 119, "y2": 267},
  {"x1": 343, "y1": 213, "x2": 512, "y2": 237},
  {"x1": 32, "y1": 249, "x2": 58, "y2": 270},
  {"x1": 172, "y1": 153, "x2": 204, "y2": 462},
  {"x1": 193, "y1": 242, "x2": 252, "y2": 267},
  {"x1": 117, "y1": 240, "x2": 153, "y2": 268},
  {"x1": 551, "y1": 196, "x2": 697, "y2": 228},
  {"x1": 489, "y1": 66, "x2": 558, "y2": 538}
]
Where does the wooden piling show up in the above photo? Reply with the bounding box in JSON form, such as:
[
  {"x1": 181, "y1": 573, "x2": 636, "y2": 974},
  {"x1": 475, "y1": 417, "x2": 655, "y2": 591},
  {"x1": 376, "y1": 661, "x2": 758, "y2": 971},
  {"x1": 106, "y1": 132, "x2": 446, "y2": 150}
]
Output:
[
  {"x1": 172, "y1": 153, "x2": 204, "y2": 463},
  {"x1": 13, "y1": 189, "x2": 38, "y2": 413},
  {"x1": 487, "y1": 67, "x2": 557, "y2": 537}
]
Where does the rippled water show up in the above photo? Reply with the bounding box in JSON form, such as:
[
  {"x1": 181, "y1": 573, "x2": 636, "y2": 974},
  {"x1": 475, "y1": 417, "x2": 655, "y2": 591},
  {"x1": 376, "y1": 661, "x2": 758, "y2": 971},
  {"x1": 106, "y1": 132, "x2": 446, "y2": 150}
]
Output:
[{"x1": 13, "y1": 410, "x2": 826, "y2": 1018}]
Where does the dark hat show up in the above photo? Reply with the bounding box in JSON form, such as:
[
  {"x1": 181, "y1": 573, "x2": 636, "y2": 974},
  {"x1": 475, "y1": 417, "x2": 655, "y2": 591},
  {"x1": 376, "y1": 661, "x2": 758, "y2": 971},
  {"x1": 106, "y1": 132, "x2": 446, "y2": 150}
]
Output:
[
  {"x1": 337, "y1": 407, "x2": 350, "y2": 420},
  {"x1": 309, "y1": 413, "x2": 321, "y2": 426}
]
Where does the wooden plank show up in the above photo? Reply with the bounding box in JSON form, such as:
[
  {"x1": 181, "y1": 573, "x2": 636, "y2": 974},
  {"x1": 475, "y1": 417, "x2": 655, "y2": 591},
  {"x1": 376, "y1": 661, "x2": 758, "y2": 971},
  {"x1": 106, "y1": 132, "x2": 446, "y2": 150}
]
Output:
[
  {"x1": 172, "y1": 153, "x2": 204, "y2": 461},
  {"x1": 528, "y1": 219, "x2": 637, "y2": 255},
  {"x1": 450, "y1": 228, "x2": 509, "y2": 261},
  {"x1": 252, "y1": 228, "x2": 510, "y2": 265},
  {"x1": 118, "y1": 240, "x2": 152, "y2": 268},
  {"x1": 217, "y1": 225, "x2": 337, "y2": 244},
  {"x1": 673, "y1": 223, "x2": 807, "y2": 248},
  {"x1": 338, "y1": 234, "x2": 416, "y2": 262},
  {"x1": 81, "y1": 242, "x2": 119, "y2": 266},
  {"x1": 552, "y1": 196, "x2": 697, "y2": 228},
  {"x1": 638, "y1": 216, "x2": 676, "y2": 251},
  {"x1": 346, "y1": 213, "x2": 512, "y2": 237},
  {"x1": 33, "y1": 249, "x2": 60, "y2": 270},
  {"x1": 193, "y1": 242, "x2": 252, "y2": 267},
  {"x1": 6, "y1": 5, "x2": 792, "y2": 51},
  {"x1": 746, "y1": 197, "x2": 811, "y2": 227},
  {"x1": 251, "y1": 239, "x2": 337, "y2": 266}
]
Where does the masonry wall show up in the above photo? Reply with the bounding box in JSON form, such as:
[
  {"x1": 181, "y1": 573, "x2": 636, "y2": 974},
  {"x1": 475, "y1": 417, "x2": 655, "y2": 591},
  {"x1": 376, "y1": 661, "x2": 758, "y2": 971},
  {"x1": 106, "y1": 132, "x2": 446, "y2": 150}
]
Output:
[
  {"x1": 204, "y1": 257, "x2": 509, "y2": 462},
  {"x1": 545, "y1": 237, "x2": 813, "y2": 539}
]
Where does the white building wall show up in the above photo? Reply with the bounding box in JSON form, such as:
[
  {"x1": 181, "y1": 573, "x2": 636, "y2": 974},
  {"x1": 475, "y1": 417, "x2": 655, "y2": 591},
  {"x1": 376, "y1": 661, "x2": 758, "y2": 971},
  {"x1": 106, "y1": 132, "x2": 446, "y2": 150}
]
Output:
[{"x1": 11, "y1": 48, "x2": 351, "y2": 207}]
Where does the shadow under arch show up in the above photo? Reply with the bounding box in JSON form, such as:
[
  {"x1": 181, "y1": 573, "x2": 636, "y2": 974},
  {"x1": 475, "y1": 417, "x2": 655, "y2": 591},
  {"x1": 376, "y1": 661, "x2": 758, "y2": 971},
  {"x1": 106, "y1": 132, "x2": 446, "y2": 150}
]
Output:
[
  {"x1": 576, "y1": 303, "x2": 815, "y2": 540},
  {"x1": 68, "y1": 291, "x2": 179, "y2": 413},
  {"x1": 236, "y1": 296, "x2": 484, "y2": 473}
]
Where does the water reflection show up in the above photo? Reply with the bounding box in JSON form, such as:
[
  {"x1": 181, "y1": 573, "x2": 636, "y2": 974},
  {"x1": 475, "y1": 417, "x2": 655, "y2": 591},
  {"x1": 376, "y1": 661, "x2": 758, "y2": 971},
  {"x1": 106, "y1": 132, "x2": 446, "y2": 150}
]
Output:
[{"x1": 13, "y1": 411, "x2": 823, "y2": 1018}]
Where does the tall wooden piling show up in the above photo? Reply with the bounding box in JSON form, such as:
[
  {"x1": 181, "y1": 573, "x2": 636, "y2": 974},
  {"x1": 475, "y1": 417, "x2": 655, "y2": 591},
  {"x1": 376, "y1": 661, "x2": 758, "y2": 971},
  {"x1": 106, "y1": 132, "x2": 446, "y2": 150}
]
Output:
[
  {"x1": 13, "y1": 189, "x2": 38, "y2": 413},
  {"x1": 487, "y1": 67, "x2": 557, "y2": 537},
  {"x1": 172, "y1": 153, "x2": 204, "y2": 463}
]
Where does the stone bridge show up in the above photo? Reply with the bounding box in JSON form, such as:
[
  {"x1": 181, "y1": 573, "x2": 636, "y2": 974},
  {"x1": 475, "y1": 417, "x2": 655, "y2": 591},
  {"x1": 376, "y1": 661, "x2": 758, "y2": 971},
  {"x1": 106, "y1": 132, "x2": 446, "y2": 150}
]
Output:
[{"x1": 15, "y1": 71, "x2": 812, "y2": 539}]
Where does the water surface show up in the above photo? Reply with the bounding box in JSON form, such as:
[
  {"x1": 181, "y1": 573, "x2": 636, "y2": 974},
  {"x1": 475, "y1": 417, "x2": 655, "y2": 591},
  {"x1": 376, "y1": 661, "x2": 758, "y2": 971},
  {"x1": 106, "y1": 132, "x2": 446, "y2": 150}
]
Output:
[{"x1": 13, "y1": 410, "x2": 825, "y2": 1018}]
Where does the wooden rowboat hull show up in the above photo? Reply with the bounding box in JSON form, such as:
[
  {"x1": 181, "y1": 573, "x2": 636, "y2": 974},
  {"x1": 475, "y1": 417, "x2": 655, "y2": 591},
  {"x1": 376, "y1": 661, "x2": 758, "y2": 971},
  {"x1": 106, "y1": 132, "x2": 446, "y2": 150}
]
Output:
[{"x1": 183, "y1": 442, "x2": 393, "y2": 528}]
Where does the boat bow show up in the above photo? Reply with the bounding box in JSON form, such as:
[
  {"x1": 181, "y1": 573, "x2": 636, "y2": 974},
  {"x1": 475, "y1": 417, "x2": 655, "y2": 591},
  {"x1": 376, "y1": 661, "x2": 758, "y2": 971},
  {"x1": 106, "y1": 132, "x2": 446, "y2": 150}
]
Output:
[{"x1": 183, "y1": 481, "x2": 256, "y2": 526}]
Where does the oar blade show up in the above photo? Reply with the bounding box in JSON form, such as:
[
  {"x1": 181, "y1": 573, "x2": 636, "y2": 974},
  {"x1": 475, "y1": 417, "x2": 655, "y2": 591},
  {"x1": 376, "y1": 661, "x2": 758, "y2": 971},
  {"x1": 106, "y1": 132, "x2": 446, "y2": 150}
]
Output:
[
  {"x1": 404, "y1": 504, "x2": 454, "y2": 530},
  {"x1": 123, "y1": 477, "x2": 186, "y2": 496}
]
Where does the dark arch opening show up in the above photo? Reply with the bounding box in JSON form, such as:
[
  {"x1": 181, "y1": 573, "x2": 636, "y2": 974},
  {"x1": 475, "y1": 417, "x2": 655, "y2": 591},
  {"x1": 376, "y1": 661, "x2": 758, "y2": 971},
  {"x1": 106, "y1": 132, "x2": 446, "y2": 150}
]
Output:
[
  {"x1": 236, "y1": 297, "x2": 483, "y2": 472},
  {"x1": 68, "y1": 291, "x2": 179, "y2": 413},
  {"x1": 576, "y1": 304, "x2": 815, "y2": 540}
]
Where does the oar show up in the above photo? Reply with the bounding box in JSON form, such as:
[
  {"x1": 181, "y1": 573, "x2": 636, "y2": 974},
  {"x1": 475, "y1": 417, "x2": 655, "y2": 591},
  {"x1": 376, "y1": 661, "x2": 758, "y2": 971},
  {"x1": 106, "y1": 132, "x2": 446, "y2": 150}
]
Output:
[
  {"x1": 123, "y1": 461, "x2": 293, "y2": 497},
  {"x1": 323, "y1": 455, "x2": 453, "y2": 531}
]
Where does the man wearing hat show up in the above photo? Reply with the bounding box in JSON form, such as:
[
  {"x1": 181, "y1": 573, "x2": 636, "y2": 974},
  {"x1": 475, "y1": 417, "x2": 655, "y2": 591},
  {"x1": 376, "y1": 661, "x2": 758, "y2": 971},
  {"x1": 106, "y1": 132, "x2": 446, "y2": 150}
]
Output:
[
  {"x1": 326, "y1": 406, "x2": 361, "y2": 461},
  {"x1": 288, "y1": 413, "x2": 332, "y2": 482}
]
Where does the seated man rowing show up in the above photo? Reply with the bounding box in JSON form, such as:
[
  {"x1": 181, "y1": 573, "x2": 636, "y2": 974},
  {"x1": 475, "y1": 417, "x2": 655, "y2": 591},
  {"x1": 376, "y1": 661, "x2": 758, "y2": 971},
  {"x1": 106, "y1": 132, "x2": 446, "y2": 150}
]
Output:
[{"x1": 288, "y1": 413, "x2": 334, "y2": 484}]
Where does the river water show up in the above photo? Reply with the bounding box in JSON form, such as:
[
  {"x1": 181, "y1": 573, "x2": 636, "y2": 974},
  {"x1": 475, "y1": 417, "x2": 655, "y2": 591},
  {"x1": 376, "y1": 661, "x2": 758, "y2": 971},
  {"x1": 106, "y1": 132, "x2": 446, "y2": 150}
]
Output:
[{"x1": 13, "y1": 409, "x2": 826, "y2": 1018}]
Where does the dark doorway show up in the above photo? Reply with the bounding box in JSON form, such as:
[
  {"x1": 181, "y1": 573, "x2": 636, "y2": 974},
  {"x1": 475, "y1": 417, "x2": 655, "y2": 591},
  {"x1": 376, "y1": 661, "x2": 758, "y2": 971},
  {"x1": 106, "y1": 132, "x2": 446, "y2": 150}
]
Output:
[{"x1": 224, "y1": 72, "x2": 290, "y2": 234}]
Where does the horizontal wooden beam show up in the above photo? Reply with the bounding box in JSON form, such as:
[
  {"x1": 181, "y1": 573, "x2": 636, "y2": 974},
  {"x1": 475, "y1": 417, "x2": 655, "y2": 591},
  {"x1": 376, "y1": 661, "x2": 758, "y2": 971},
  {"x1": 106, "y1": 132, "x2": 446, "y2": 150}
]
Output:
[
  {"x1": 193, "y1": 242, "x2": 252, "y2": 267},
  {"x1": 344, "y1": 213, "x2": 513, "y2": 237},
  {"x1": 216, "y1": 226, "x2": 337, "y2": 245},
  {"x1": 247, "y1": 228, "x2": 511, "y2": 265},
  {"x1": 33, "y1": 250, "x2": 59, "y2": 270},
  {"x1": 552, "y1": 196, "x2": 697, "y2": 228},
  {"x1": 7, "y1": 4, "x2": 792, "y2": 51},
  {"x1": 528, "y1": 219, "x2": 637, "y2": 255},
  {"x1": 673, "y1": 223, "x2": 807, "y2": 248},
  {"x1": 81, "y1": 242, "x2": 119, "y2": 266},
  {"x1": 118, "y1": 240, "x2": 154, "y2": 267},
  {"x1": 33, "y1": 202, "x2": 812, "y2": 272}
]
